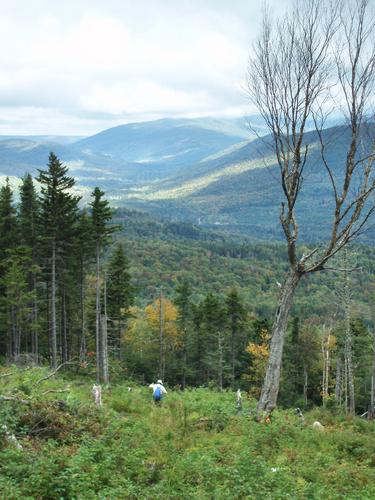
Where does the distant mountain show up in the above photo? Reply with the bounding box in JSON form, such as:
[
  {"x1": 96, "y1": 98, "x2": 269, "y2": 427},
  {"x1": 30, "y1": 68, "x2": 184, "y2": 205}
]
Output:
[
  {"x1": 73, "y1": 117, "x2": 251, "y2": 167},
  {"x1": 0, "y1": 116, "x2": 373, "y2": 242},
  {"x1": 0, "y1": 135, "x2": 83, "y2": 145},
  {"x1": 122, "y1": 124, "x2": 375, "y2": 242}
]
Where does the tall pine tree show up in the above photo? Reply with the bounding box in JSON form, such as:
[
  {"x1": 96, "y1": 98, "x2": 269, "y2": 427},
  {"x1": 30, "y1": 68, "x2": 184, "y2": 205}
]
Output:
[{"x1": 37, "y1": 153, "x2": 80, "y2": 369}]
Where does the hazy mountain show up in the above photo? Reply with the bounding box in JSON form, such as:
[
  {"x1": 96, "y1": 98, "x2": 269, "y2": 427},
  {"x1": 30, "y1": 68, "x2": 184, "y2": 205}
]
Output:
[
  {"x1": 0, "y1": 116, "x2": 373, "y2": 242},
  {"x1": 73, "y1": 117, "x2": 252, "y2": 167}
]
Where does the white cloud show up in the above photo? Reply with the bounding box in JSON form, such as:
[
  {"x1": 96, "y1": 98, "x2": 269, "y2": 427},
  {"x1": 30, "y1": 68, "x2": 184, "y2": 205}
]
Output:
[{"x1": 0, "y1": 0, "x2": 285, "y2": 135}]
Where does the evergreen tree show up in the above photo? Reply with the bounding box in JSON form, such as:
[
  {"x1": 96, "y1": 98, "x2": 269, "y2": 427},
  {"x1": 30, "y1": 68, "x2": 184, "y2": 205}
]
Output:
[
  {"x1": 18, "y1": 173, "x2": 40, "y2": 362},
  {"x1": 107, "y1": 243, "x2": 134, "y2": 360},
  {"x1": 37, "y1": 153, "x2": 80, "y2": 369},
  {"x1": 0, "y1": 179, "x2": 17, "y2": 357},
  {"x1": 174, "y1": 279, "x2": 192, "y2": 388},
  {"x1": 225, "y1": 288, "x2": 247, "y2": 388},
  {"x1": 0, "y1": 247, "x2": 35, "y2": 361},
  {"x1": 0, "y1": 178, "x2": 17, "y2": 263},
  {"x1": 74, "y1": 210, "x2": 95, "y2": 360},
  {"x1": 201, "y1": 293, "x2": 227, "y2": 389},
  {"x1": 90, "y1": 187, "x2": 116, "y2": 383}
]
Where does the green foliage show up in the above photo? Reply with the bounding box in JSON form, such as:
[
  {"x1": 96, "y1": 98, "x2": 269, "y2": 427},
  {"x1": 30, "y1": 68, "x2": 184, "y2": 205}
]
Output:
[{"x1": 2, "y1": 368, "x2": 375, "y2": 498}]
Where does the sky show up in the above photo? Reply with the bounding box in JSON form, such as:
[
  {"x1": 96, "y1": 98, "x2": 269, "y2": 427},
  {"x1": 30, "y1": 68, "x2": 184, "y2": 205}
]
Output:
[{"x1": 0, "y1": 0, "x2": 286, "y2": 136}]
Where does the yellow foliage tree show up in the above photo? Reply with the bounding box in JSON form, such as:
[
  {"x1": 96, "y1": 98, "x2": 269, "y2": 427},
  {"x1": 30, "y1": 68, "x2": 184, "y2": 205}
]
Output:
[
  {"x1": 243, "y1": 329, "x2": 270, "y2": 398},
  {"x1": 145, "y1": 298, "x2": 180, "y2": 350}
]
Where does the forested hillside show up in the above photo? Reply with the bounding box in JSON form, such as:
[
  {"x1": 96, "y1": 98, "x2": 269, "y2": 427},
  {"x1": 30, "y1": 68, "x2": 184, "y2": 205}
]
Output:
[{"x1": 1, "y1": 156, "x2": 374, "y2": 411}]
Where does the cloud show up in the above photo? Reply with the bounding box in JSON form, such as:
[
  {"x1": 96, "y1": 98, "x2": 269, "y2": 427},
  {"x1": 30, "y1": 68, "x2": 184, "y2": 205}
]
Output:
[{"x1": 0, "y1": 0, "x2": 284, "y2": 135}]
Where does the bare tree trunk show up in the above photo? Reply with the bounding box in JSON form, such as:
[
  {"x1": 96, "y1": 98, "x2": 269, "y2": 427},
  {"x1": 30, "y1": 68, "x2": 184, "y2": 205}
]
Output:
[
  {"x1": 32, "y1": 274, "x2": 38, "y2": 364},
  {"x1": 51, "y1": 239, "x2": 57, "y2": 370},
  {"x1": 231, "y1": 319, "x2": 236, "y2": 389},
  {"x1": 371, "y1": 323, "x2": 375, "y2": 417},
  {"x1": 303, "y1": 365, "x2": 308, "y2": 405},
  {"x1": 101, "y1": 315, "x2": 109, "y2": 384},
  {"x1": 95, "y1": 240, "x2": 101, "y2": 383},
  {"x1": 218, "y1": 331, "x2": 224, "y2": 391},
  {"x1": 182, "y1": 343, "x2": 187, "y2": 389},
  {"x1": 158, "y1": 288, "x2": 165, "y2": 380},
  {"x1": 322, "y1": 326, "x2": 331, "y2": 408},
  {"x1": 343, "y1": 269, "x2": 355, "y2": 414},
  {"x1": 101, "y1": 272, "x2": 109, "y2": 384},
  {"x1": 256, "y1": 269, "x2": 301, "y2": 418},
  {"x1": 61, "y1": 287, "x2": 68, "y2": 364},
  {"x1": 335, "y1": 357, "x2": 342, "y2": 404},
  {"x1": 79, "y1": 261, "x2": 86, "y2": 361}
]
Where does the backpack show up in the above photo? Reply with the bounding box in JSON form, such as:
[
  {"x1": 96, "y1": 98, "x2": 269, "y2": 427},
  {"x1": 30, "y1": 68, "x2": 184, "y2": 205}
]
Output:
[{"x1": 154, "y1": 386, "x2": 162, "y2": 401}]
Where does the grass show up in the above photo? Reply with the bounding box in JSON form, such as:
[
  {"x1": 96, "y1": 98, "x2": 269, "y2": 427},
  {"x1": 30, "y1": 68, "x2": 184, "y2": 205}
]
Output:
[{"x1": 1, "y1": 366, "x2": 375, "y2": 499}]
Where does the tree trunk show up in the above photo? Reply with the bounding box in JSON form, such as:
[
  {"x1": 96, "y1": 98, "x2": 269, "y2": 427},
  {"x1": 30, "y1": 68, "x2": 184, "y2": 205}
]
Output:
[
  {"x1": 303, "y1": 364, "x2": 308, "y2": 405},
  {"x1": 231, "y1": 317, "x2": 236, "y2": 389},
  {"x1": 256, "y1": 269, "x2": 301, "y2": 418},
  {"x1": 218, "y1": 331, "x2": 223, "y2": 391},
  {"x1": 335, "y1": 357, "x2": 342, "y2": 404},
  {"x1": 79, "y1": 260, "x2": 86, "y2": 361},
  {"x1": 159, "y1": 289, "x2": 165, "y2": 380},
  {"x1": 101, "y1": 314, "x2": 109, "y2": 384},
  {"x1": 95, "y1": 240, "x2": 101, "y2": 383},
  {"x1": 61, "y1": 287, "x2": 68, "y2": 364},
  {"x1": 32, "y1": 274, "x2": 38, "y2": 364},
  {"x1": 51, "y1": 239, "x2": 57, "y2": 370},
  {"x1": 371, "y1": 323, "x2": 375, "y2": 417}
]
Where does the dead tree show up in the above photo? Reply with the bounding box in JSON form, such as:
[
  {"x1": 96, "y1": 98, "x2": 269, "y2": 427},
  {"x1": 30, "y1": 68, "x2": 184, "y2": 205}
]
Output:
[{"x1": 247, "y1": 0, "x2": 375, "y2": 419}]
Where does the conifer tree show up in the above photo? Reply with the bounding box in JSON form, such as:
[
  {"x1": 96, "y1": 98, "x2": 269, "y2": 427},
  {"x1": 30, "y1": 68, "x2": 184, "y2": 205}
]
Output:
[
  {"x1": 0, "y1": 178, "x2": 17, "y2": 263},
  {"x1": 225, "y1": 288, "x2": 247, "y2": 388},
  {"x1": 90, "y1": 187, "x2": 115, "y2": 383},
  {"x1": 37, "y1": 153, "x2": 80, "y2": 369},
  {"x1": 19, "y1": 173, "x2": 40, "y2": 361},
  {"x1": 201, "y1": 293, "x2": 227, "y2": 389},
  {"x1": 74, "y1": 210, "x2": 94, "y2": 360},
  {"x1": 107, "y1": 243, "x2": 134, "y2": 360},
  {"x1": 0, "y1": 247, "x2": 35, "y2": 361},
  {"x1": 174, "y1": 279, "x2": 192, "y2": 388},
  {"x1": 0, "y1": 178, "x2": 17, "y2": 357}
]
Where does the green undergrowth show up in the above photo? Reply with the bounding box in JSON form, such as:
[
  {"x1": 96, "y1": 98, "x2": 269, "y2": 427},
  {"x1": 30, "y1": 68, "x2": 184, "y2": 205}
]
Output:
[{"x1": 1, "y1": 366, "x2": 375, "y2": 499}]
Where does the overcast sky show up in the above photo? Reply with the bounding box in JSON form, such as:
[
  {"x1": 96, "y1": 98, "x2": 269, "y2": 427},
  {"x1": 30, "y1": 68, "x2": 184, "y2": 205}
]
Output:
[{"x1": 0, "y1": 0, "x2": 286, "y2": 136}]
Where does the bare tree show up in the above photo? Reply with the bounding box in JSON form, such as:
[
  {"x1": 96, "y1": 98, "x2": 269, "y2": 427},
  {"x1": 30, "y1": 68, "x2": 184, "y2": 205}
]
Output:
[{"x1": 247, "y1": 0, "x2": 375, "y2": 419}]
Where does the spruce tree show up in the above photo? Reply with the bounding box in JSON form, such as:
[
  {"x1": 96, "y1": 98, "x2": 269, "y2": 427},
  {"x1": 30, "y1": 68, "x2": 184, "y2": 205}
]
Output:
[
  {"x1": 0, "y1": 178, "x2": 17, "y2": 357},
  {"x1": 19, "y1": 173, "x2": 40, "y2": 361},
  {"x1": 90, "y1": 187, "x2": 116, "y2": 383},
  {"x1": 225, "y1": 288, "x2": 247, "y2": 388},
  {"x1": 107, "y1": 243, "x2": 134, "y2": 360},
  {"x1": 0, "y1": 178, "x2": 17, "y2": 263},
  {"x1": 37, "y1": 153, "x2": 80, "y2": 369},
  {"x1": 174, "y1": 279, "x2": 192, "y2": 388}
]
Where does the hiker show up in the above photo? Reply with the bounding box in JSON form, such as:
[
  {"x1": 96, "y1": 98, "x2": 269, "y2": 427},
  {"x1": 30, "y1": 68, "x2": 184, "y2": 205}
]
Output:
[{"x1": 149, "y1": 379, "x2": 167, "y2": 404}]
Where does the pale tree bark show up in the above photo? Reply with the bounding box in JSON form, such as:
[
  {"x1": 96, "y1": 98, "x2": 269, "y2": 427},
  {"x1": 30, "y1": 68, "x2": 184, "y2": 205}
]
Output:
[
  {"x1": 321, "y1": 326, "x2": 331, "y2": 408},
  {"x1": 218, "y1": 331, "x2": 224, "y2": 391},
  {"x1": 51, "y1": 239, "x2": 57, "y2": 370},
  {"x1": 101, "y1": 272, "x2": 109, "y2": 384},
  {"x1": 335, "y1": 357, "x2": 342, "y2": 404},
  {"x1": 95, "y1": 240, "x2": 101, "y2": 383},
  {"x1": 247, "y1": 0, "x2": 375, "y2": 419},
  {"x1": 158, "y1": 288, "x2": 165, "y2": 380}
]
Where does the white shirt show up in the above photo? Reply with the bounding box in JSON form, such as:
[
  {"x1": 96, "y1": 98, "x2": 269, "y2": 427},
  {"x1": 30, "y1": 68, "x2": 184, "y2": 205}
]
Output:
[{"x1": 149, "y1": 383, "x2": 167, "y2": 395}]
